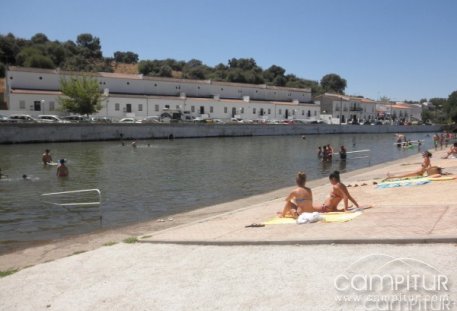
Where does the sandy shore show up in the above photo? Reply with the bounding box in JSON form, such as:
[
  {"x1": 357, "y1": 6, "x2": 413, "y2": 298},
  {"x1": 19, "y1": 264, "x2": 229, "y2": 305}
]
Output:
[{"x1": 1, "y1": 147, "x2": 457, "y2": 310}]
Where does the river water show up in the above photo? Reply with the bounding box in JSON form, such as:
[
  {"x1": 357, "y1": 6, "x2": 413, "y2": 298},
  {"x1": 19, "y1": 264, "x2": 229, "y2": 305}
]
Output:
[{"x1": 0, "y1": 132, "x2": 433, "y2": 252}]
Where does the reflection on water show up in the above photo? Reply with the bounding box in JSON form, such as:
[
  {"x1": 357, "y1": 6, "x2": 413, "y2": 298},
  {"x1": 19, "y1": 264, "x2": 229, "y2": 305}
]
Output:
[{"x1": 0, "y1": 133, "x2": 434, "y2": 251}]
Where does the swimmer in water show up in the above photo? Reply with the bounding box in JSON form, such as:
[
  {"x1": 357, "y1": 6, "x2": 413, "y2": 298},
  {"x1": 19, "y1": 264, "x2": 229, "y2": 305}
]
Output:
[
  {"x1": 42, "y1": 149, "x2": 53, "y2": 165},
  {"x1": 56, "y1": 159, "x2": 69, "y2": 177}
]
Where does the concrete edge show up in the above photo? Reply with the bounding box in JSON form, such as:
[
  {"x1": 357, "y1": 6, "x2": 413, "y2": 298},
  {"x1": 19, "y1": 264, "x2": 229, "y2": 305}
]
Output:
[{"x1": 138, "y1": 237, "x2": 457, "y2": 246}]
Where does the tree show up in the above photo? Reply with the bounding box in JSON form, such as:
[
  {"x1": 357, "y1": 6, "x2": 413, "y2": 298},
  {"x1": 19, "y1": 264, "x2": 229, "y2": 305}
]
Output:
[
  {"x1": 320, "y1": 73, "x2": 347, "y2": 94},
  {"x1": 58, "y1": 76, "x2": 104, "y2": 115},
  {"x1": 113, "y1": 51, "x2": 139, "y2": 64},
  {"x1": 76, "y1": 33, "x2": 102, "y2": 59},
  {"x1": 31, "y1": 33, "x2": 49, "y2": 45},
  {"x1": 158, "y1": 65, "x2": 173, "y2": 77},
  {"x1": 446, "y1": 91, "x2": 457, "y2": 123}
]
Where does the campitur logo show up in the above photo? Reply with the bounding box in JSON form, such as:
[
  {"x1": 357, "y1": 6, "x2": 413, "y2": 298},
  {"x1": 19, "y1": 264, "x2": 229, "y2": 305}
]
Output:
[{"x1": 333, "y1": 254, "x2": 456, "y2": 311}]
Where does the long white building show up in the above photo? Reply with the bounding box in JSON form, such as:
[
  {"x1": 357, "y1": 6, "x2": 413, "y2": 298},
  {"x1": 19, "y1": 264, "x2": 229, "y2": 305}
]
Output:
[{"x1": 4, "y1": 67, "x2": 320, "y2": 121}]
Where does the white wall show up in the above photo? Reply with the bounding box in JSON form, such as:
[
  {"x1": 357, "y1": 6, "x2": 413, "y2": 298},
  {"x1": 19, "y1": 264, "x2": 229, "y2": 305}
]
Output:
[{"x1": 7, "y1": 92, "x2": 320, "y2": 121}]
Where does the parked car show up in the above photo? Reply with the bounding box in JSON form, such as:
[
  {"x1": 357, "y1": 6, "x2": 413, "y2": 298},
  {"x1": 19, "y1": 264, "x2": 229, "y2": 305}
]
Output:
[
  {"x1": 119, "y1": 117, "x2": 140, "y2": 123},
  {"x1": 0, "y1": 114, "x2": 10, "y2": 123},
  {"x1": 140, "y1": 116, "x2": 161, "y2": 123},
  {"x1": 8, "y1": 114, "x2": 40, "y2": 123},
  {"x1": 62, "y1": 115, "x2": 89, "y2": 123},
  {"x1": 37, "y1": 115, "x2": 70, "y2": 123},
  {"x1": 90, "y1": 116, "x2": 112, "y2": 123}
]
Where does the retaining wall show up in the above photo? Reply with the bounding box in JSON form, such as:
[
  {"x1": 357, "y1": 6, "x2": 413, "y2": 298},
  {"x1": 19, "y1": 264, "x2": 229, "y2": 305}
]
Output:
[{"x1": 0, "y1": 123, "x2": 442, "y2": 144}]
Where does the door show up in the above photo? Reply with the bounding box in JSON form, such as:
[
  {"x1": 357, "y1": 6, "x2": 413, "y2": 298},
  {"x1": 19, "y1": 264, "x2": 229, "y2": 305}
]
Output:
[
  {"x1": 126, "y1": 104, "x2": 132, "y2": 113},
  {"x1": 34, "y1": 101, "x2": 41, "y2": 111},
  {"x1": 231, "y1": 107, "x2": 236, "y2": 117},
  {"x1": 285, "y1": 109, "x2": 289, "y2": 119},
  {"x1": 200, "y1": 106, "x2": 205, "y2": 114}
]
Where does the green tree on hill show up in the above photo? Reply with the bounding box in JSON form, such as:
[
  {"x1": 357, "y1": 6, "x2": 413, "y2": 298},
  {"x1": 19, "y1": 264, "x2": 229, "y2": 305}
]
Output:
[
  {"x1": 58, "y1": 76, "x2": 104, "y2": 115},
  {"x1": 320, "y1": 73, "x2": 347, "y2": 94},
  {"x1": 445, "y1": 91, "x2": 457, "y2": 123}
]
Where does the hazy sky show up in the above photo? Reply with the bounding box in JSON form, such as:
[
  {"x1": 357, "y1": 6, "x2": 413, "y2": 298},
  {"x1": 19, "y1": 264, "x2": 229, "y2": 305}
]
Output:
[{"x1": 1, "y1": 0, "x2": 456, "y2": 101}]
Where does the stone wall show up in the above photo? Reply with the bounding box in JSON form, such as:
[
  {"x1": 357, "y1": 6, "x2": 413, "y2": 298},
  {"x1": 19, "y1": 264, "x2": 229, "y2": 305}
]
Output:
[{"x1": 0, "y1": 123, "x2": 442, "y2": 144}]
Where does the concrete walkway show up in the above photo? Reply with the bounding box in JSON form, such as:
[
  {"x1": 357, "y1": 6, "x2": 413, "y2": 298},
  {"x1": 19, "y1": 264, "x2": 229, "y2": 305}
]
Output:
[{"x1": 1, "y1": 148, "x2": 457, "y2": 311}]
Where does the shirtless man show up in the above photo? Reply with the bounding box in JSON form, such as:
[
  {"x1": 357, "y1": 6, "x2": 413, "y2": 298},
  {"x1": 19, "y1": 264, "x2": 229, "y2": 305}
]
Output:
[
  {"x1": 42, "y1": 149, "x2": 52, "y2": 165},
  {"x1": 56, "y1": 159, "x2": 69, "y2": 177},
  {"x1": 279, "y1": 172, "x2": 313, "y2": 218},
  {"x1": 314, "y1": 171, "x2": 359, "y2": 212}
]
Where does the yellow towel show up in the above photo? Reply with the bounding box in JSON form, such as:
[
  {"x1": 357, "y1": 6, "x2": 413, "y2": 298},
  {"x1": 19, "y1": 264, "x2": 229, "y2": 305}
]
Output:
[
  {"x1": 321, "y1": 211, "x2": 362, "y2": 223},
  {"x1": 263, "y1": 217, "x2": 296, "y2": 225}
]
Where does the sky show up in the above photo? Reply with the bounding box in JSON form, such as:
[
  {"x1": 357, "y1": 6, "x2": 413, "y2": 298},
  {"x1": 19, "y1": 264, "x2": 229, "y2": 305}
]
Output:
[{"x1": 1, "y1": 0, "x2": 456, "y2": 101}]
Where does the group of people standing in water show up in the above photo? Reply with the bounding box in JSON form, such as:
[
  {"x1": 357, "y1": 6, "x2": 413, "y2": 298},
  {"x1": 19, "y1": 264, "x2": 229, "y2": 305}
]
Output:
[
  {"x1": 42, "y1": 149, "x2": 69, "y2": 177},
  {"x1": 280, "y1": 171, "x2": 359, "y2": 218},
  {"x1": 317, "y1": 145, "x2": 347, "y2": 162}
]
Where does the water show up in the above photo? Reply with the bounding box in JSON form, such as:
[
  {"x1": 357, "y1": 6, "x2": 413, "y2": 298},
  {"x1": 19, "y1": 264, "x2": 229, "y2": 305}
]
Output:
[{"x1": 0, "y1": 133, "x2": 433, "y2": 252}]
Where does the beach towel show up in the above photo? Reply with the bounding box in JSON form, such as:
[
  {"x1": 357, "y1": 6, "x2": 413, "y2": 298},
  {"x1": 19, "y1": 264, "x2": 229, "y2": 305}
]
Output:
[
  {"x1": 321, "y1": 211, "x2": 363, "y2": 223},
  {"x1": 376, "y1": 179, "x2": 430, "y2": 188},
  {"x1": 262, "y1": 217, "x2": 297, "y2": 225}
]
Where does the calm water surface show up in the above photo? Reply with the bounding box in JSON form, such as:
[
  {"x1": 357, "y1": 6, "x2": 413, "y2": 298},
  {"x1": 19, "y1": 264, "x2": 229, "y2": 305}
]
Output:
[{"x1": 0, "y1": 133, "x2": 434, "y2": 252}]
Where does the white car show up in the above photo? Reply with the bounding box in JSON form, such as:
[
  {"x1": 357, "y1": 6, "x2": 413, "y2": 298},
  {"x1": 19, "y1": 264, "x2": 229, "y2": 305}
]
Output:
[
  {"x1": 8, "y1": 114, "x2": 39, "y2": 123},
  {"x1": 38, "y1": 115, "x2": 69, "y2": 123},
  {"x1": 119, "y1": 118, "x2": 140, "y2": 123},
  {"x1": 140, "y1": 116, "x2": 161, "y2": 123}
]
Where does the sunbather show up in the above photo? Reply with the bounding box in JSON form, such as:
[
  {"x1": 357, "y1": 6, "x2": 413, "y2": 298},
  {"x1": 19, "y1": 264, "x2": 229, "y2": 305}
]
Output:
[
  {"x1": 279, "y1": 172, "x2": 313, "y2": 218},
  {"x1": 442, "y1": 143, "x2": 457, "y2": 159},
  {"x1": 386, "y1": 151, "x2": 432, "y2": 179},
  {"x1": 314, "y1": 171, "x2": 359, "y2": 212}
]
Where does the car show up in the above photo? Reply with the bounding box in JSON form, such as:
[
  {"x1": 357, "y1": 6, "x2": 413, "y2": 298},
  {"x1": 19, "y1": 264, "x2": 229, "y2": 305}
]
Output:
[
  {"x1": 90, "y1": 116, "x2": 112, "y2": 123},
  {"x1": 62, "y1": 115, "x2": 89, "y2": 123},
  {"x1": 140, "y1": 116, "x2": 161, "y2": 123},
  {"x1": 8, "y1": 114, "x2": 40, "y2": 123},
  {"x1": 119, "y1": 117, "x2": 140, "y2": 123},
  {"x1": 0, "y1": 114, "x2": 10, "y2": 123},
  {"x1": 37, "y1": 115, "x2": 70, "y2": 123}
]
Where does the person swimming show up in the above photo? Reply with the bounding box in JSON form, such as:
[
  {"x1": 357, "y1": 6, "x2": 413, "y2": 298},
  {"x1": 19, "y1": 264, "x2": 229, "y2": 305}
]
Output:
[
  {"x1": 314, "y1": 171, "x2": 359, "y2": 212},
  {"x1": 279, "y1": 172, "x2": 313, "y2": 218}
]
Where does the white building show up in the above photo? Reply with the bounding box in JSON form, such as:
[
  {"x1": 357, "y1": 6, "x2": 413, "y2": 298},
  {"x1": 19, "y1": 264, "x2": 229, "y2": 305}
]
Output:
[
  {"x1": 313, "y1": 93, "x2": 377, "y2": 124},
  {"x1": 376, "y1": 102, "x2": 422, "y2": 122},
  {"x1": 4, "y1": 67, "x2": 320, "y2": 121}
]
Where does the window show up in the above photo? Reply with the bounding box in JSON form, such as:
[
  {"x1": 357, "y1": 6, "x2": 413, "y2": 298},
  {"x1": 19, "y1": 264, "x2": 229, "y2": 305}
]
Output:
[
  {"x1": 241, "y1": 107, "x2": 244, "y2": 114},
  {"x1": 191, "y1": 106, "x2": 195, "y2": 112},
  {"x1": 165, "y1": 105, "x2": 170, "y2": 109},
  {"x1": 253, "y1": 108, "x2": 256, "y2": 114},
  {"x1": 302, "y1": 110, "x2": 304, "y2": 116},
  {"x1": 155, "y1": 105, "x2": 159, "y2": 112},
  {"x1": 138, "y1": 104, "x2": 143, "y2": 112},
  {"x1": 314, "y1": 111, "x2": 317, "y2": 116},
  {"x1": 210, "y1": 106, "x2": 214, "y2": 113},
  {"x1": 49, "y1": 101, "x2": 55, "y2": 111},
  {"x1": 19, "y1": 100, "x2": 25, "y2": 109},
  {"x1": 176, "y1": 105, "x2": 180, "y2": 109},
  {"x1": 279, "y1": 109, "x2": 282, "y2": 115},
  {"x1": 224, "y1": 107, "x2": 228, "y2": 113},
  {"x1": 115, "y1": 103, "x2": 120, "y2": 111},
  {"x1": 268, "y1": 109, "x2": 271, "y2": 115}
]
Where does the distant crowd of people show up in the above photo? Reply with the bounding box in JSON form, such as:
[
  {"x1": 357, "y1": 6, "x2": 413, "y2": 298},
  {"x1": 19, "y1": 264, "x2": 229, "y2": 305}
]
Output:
[{"x1": 433, "y1": 132, "x2": 456, "y2": 151}]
